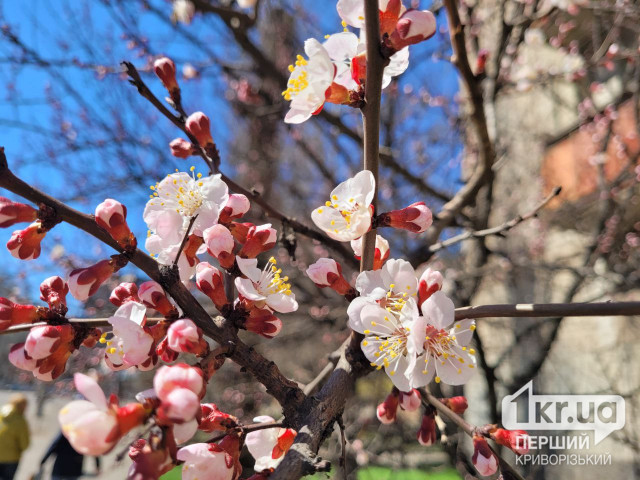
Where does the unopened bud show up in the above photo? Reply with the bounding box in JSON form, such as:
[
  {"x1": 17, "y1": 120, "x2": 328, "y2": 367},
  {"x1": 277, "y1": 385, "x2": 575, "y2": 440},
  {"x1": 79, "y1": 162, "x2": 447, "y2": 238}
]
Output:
[
  {"x1": 376, "y1": 390, "x2": 399, "y2": 424},
  {"x1": 167, "y1": 319, "x2": 208, "y2": 356},
  {"x1": 9, "y1": 343, "x2": 36, "y2": 371},
  {"x1": 218, "y1": 194, "x2": 250, "y2": 224},
  {"x1": 245, "y1": 307, "x2": 282, "y2": 339},
  {"x1": 491, "y1": 428, "x2": 529, "y2": 455},
  {"x1": 227, "y1": 222, "x2": 252, "y2": 244},
  {"x1": 199, "y1": 403, "x2": 238, "y2": 432},
  {"x1": 185, "y1": 112, "x2": 213, "y2": 147},
  {"x1": 0, "y1": 196, "x2": 37, "y2": 228},
  {"x1": 156, "y1": 337, "x2": 179, "y2": 363},
  {"x1": 417, "y1": 411, "x2": 437, "y2": 446},
  {"x1": 40, "y1": 276, "x2": 69, "y2": 312},
  {"x1": 472, "y1": 435, "x2": 499, "y2": 476},
  {"x1": 68, "y1": 257, "x2": 125, "y2": 301},
  {"x1": 0, "y1": 298, "x2": 43, "y2": 331},
  {"x1": 237, "y1": 223, "x2": 276, "y2": 258},
  {"x1": 418, "y1": 267, "x2": 443, "y2": 306},
  {"x1": 377, "y1": 202, "x2": 433, "y2": 233},
  {"x1": 440, "y1": 396, "x2": 468, "y2": 414},
  {"x1": 399, "y1": 389, "x2": 421, "y2": 412},
  {"x1": 154, "y1": 57, "x2": 179, "y2": 96},
  {"x1": 110, "y1": 282, "x2": 140, "y2": 306},
  {"x1": 203, "y1": 225, "x2": 235, "y2": 269},
  {"x1": 139, "y1": 281, "x2": 178, "y2": 317},
  {"x1": 95, "y1": 199, "x2": 136, "y2": 249},
  {"x1": 388, "y1": 10, "x2": 437, "y2": 51},
  {"x1": 170, "y1": 138, "x2": 196, "y2": 159},
  {"x1": 306, "y1": 258, "x2": 354, "y2": 296},
  {"x1": 195, "y1": 262, "x2": 229, "y2": 310},
  {"x1": 7, "y1": 221, "x2": 46, "y2": 260},
  {"x1": 351, "y1": 235, "x2": 390, "y2": 270}
]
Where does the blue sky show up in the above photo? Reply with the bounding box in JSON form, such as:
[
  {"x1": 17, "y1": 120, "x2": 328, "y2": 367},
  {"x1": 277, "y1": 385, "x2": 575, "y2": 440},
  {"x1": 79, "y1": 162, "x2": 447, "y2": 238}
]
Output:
[{"x1": 0, "y1": 0, "x2": 460, "y2": 313}]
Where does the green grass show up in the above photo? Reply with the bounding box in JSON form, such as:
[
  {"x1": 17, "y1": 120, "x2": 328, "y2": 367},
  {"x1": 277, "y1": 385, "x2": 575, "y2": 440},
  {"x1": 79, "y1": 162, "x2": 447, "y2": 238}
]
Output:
[{"x1": 162, "y1": 465, "x2": 461, "y2": 479}]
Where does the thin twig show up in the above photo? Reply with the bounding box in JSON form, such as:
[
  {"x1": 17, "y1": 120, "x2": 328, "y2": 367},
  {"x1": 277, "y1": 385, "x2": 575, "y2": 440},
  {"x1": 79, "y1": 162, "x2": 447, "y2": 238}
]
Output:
[
  {"x1": 173, "y1": 215, "x2": 198, "y2": 266},
  {"x1": 429, "y1": 186, "x2": 561, "y2": 253},
  {"x1": 204, "y1": 420, "x2": 283, "y2": 444},
  {"x1": 454, "y1": 301, "x2": 640, "y2": 320}
]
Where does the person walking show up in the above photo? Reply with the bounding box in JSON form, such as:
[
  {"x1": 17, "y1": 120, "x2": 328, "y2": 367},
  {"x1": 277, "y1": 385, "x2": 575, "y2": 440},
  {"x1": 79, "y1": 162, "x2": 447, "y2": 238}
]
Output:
[
  {"x1": 0, "y1": 394, "x2": 30, "y2": 480},
  {"x1": 39, "y1": 431, "x2": 100, "y2": 480}
]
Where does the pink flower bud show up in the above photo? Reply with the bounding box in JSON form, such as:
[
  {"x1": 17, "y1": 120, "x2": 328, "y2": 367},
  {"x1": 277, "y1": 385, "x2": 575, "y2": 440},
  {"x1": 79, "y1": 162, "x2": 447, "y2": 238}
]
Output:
[
  {"x1": 160, "y1": 387, "x2": 201, "y2": 424},
  {"x1": 199, "y1": 404, "x2": 238, "y2": 432},
  {"x1": 351, "y1": 235, "x2": 390, "y2": 270},
  {"x1": 40, "y1": 276, "x2": 69, "y2": 312},
  {"x1": 376, "y1": 390, "x2": 399, "y2": 424},
  {"x1": 110, "y1": 282, "x2": 140, "y2": 306},
  {"x1": 388, "y1": 9, "x2": 437, "y2": 50},
  {"x1": 9, "y1": 343, "x2": 37, "y2": 371},
  {"x1": 417, "y1": 412, "x2": 437, "y2": 446},
  {"x1": 7, "y1": 221, "x2": 46, "y2": 260},
  {"x1": 306, "y1": 258, "x2": 354, "y2": 296},
  {"x1": 68, "y1": 258, "x2": 123, "y2": 301},
  {"x1": 0, "y1": 298, "x2": 43, "y2": 331},
  {"x1": 491, "y1": 428, "x2": 529, "y2": 455},
  {"x1": 139, "y1": 281, "x2": 178, "y2": 317},
  {"x1": 154, "y1": 57, "x2": 179, "y2": 93},
  {"x1": 237, "y1": 223, "x2": 277, "y2": 258},
  {"x1": 0, "y1": 196, "x2": 37, "y2": 228},
  {"x1": 169, "y1": 138, "x2": 196, "y2": 158},
  {"x1": 418, "y1": 267, "x2": 443, "y2": 306},
  {"x1": 185, "y1": 112, "x2": 213, "y2": 146},
  {"x1": 25, "y1": 325, "x2": 69, "y2": 360},
  {"x1": 156, "y1": 337, "x2": 179, "y2": 363},
  {"x1": 153, "y1": 363, "x2": 204, "y2": 401},
  {"x1": 195, "y1": 262, "x2": 229, "y2": 310},
  {"x1": 203, "y1": 225, "x2": 235, "y2": 269},
  {"x1": 218, "y1": 194, "x2": 250, "y2": 224},
  {"x1": 399, "y1": 389, "x2": 421, "y2": 412},
  {"x1": 472, "y1": 435, "x2": 499, "y2": 476},
  {"x1": 95, "y1": 199, "x2": 136, "y2": 249},
  {"x1": 245, "y1": 307, "x2": 282, "y2": 339},
  {"x1": 167, "y1": 319, "x2": 208, "y2": 356},
  {"x1": 441, "y1": 396, "x2": 468, "y2": 414},
  {"x1": 378, "y1": 201, "x2": 433, "y2": 233}
]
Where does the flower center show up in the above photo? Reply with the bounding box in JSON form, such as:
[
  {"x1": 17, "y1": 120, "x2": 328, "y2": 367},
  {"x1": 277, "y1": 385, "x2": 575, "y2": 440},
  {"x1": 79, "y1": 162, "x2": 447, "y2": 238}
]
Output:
[
  {"x1": 149, "y1": 167, "x2": 205, "y2": 217},
  {"x1": 365, "y1": 314, "x2": 410, "y2": 376},
  {"x1": 259, "y1": 257, "x2": 293, "y2": 296},
  {"x1": 282, "y1": 55, "x2": 310, "y2": 100}
]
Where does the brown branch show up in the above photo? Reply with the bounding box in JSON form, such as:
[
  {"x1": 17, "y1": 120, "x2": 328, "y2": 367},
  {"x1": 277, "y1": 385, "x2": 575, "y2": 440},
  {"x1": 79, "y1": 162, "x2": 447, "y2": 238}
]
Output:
[
  {"x1": 174, "y1": 215, "x2": 198, "y2": 266},
  {"x1": 122, "y1": 62, "x2": 356, "y2": 267},
  {"x1": 429, "y1": 186, "x2": 561, "y2": 253},
  {"x1": 204, "y1": 420, "x2": 284, "y2": 444},
  {"x1": 454, "y1": 301, "x2": 640, "y2": 321},
  {"x1": 0, "y1": 149, "x2": 304, "y2": 419},
  {"x1": 0, "y1": 317, "x2": 165, "y2": 335},
  {"x1": 420, "y1": 389, "x2": 526, "y2": 480}
]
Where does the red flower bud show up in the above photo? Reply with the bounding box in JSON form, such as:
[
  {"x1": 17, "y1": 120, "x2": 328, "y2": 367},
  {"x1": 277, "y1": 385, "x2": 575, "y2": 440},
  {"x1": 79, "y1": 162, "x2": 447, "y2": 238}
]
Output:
[
  {"x1": 245, "y1": 307, "x2": 282, "y2": 339},
  {"x1": 156, "y1": 337, "x2": 179, "y2": 363},
  {"x1": 472, "y1": 435, "x2": 499, "y2": 476},
  {"x1": 491, "y1": 428, "x2": 529, "y2": 455},
  {"x1": 418, "y1": 267, "x2": 443, "y2": 307},
  {"x1": 417, "y1": 411, "x2": 437, "y2": 446},
  {"x1": 117, "y1": 403, "x2": 149, "y2": 436},
  {"x1": 195, "y1": 262, "x2": 229, "y2": 310},
  {"x1": 203, "y1": 224, "x2": 235, "y2": 269},
  {"x1": 169, "y1": 138, "x2": 196, "y2": 159},
  {"x1": 0, "y1": 196, "x2": 37, "y2": 228},
  {"x1": 153, "y1": 57, "x2": 179, "y2": 94},
  {"x1": 306, "y1": 258, "x2": 354, "y2": 296},
  {"x1": 68, "y1": 257, "x2": 125, "y2": 301},
  {"x1": 227, "y1": 222, "x2": 252, "y2": 244},
  {"x1": 218, "y1": 194, "x2": 250, "y2": 224},
  {"x1": 0, "y1": 298, "x2": 43, "y2": 331},
  {"x1": 110, "y1": 282, "x2": 140, "y2": 306},
  {"x1": 95, "y1": 199, "x2": 136, "y2": 249},
  {"x1": 185, "y1": 112, "x2": 213, "y2": 147},
  {"x1": 378, "y1": 201, "x2": 433, "y2": 233},
  {"x1": 7, "y1": 221, "x2": 46, "y2": 260},
  {"x1": 138, "y1": 281, "x2": 178, "y2": 317},
  {"x1": 376, "y1": 390, "x2": 399, "y2": 424},
  {"x1": 40, "y1": 276, "x2": 69, "y2": 312},
  {"x1": 476, "y1": 49, "x2": 489, "y2": 75},
  {"x1": 388, "y1": 10, "x2": 437, "y2": 51},
  {"x1": 351, "y1": 52, "x2": 367, "y2": 86},
  {"x1": 440, "y1": 396, "x2": 468, "y2": 415},
  {"x1": 199, "y1": 403, "x2": 238, "y2": 432},
  {"x1": 237, "y1": 223, "x2": 276, "y2": 258}
]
